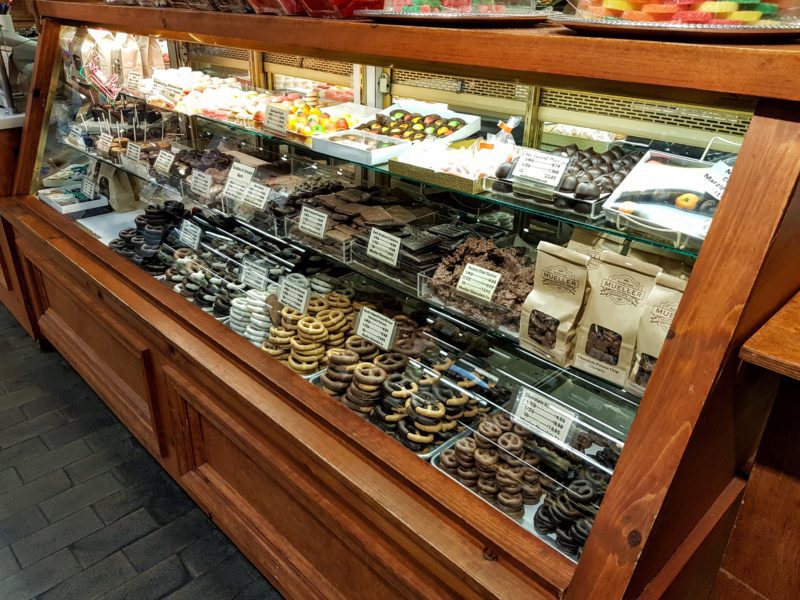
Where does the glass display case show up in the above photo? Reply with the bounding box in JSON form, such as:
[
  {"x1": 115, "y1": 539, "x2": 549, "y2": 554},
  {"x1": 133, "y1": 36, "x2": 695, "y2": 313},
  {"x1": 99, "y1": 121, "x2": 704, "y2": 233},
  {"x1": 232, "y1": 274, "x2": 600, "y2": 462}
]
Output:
[{"x1": 30, "y1": 23, "x2": 754, "y2": 568}]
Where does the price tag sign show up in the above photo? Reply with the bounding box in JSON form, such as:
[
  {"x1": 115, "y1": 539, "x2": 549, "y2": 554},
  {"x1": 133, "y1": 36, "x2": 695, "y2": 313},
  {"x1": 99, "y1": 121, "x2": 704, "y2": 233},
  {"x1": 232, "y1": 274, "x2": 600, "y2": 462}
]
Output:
[
  {"x1": 126, "y1": 142, "x2": 141, "y2": 162},
  {"x1": 166, "y1": 83, "x2": 183, "y2": 98},
  {"x1": 191, "y1": 170, "x2": 213, "y2": 198},
  {"x1": 228, "y1": 163, "x2": 256, "y2": 185},
  {"x1": 514, "y1": 149, "x2": 571, "y2": 188},
  {"x1": 356, "y1": 307, "x2": 397, "y2": 351},
  {"x1": 704, "y1": 160, "x2": 733, "y2": 201},
  {"x1": 513, "y1": 387, "x2": 576, "y2": 443},
  {"x1": 179, "y1": 220, "x2": 203, "y2": 251},
  {"x1": 70, "y1": 124, "x2": 86, "y2": 148},
  {"x1": 154, "y1": 150, "x2": 175, "y2": 176},
  {"x1": 221, "y1": 178, "x2": 248, "y2": 202},
  {"x1": 367, "y1": 228, "x2": 402, "y2": 267},
  {"x1": 240, "y1": 258, "x2": 270, "y2": 292},
  {"x1": 279, "y1": 277, "x2": 311, "y2": 314},
  {"x1": 125, "y1": 70, "x2": 142, "y2": 92},
  {"x1": 456, "y1": 263, "x2": 502, "y2": 303},
  {"x1": 81, "y1": 178, "x2": 96, "y2": 199},
  {"x1": 243, "y1": 183, "x2": 271, "y2": 210},
  {"x1": 96, "y1": 132, "x2": 114, "y2": 154},
  {"x1": 298, "y1": 206, "x2": 328, "y2": 239},
  {"x1": 263, "y1": 106, "x2": 289, "y2": 134}
]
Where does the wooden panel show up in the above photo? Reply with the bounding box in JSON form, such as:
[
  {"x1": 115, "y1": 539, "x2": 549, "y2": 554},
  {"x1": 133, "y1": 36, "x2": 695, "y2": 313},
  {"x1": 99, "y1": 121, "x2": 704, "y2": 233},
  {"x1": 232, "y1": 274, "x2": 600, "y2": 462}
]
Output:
[
  {"x1": 38, "y1": 1, "x2": 800, "y2": 102},
  {"x1": 740, "y1": 291, "x2": 800, "y2": 380},
  {"x1": 712, "y1": 378, "x2": 800, "y2": 600},
  {"x1": 569, "y1": 99, "x2": 800, "y2": 599},
  {"x1": 0, "y1": 214, "x2": 37, "y2": 338},
  {"x1": 0, "y1": 128, "x2": 21, "y2": 197}
]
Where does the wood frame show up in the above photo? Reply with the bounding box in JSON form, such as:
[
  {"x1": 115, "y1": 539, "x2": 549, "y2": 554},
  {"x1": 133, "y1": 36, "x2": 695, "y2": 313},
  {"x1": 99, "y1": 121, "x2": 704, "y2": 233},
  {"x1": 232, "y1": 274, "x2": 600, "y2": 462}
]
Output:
[{"x1": 5, "y1": 4, "x2": 800, "y2": 598}]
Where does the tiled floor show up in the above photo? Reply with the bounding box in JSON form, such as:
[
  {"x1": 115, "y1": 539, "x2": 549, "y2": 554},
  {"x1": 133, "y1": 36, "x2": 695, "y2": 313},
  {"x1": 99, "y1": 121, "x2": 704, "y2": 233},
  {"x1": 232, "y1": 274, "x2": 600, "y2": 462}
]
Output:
[{"x1": 0, "y1": 305, "x2": 282, "y2": 600}]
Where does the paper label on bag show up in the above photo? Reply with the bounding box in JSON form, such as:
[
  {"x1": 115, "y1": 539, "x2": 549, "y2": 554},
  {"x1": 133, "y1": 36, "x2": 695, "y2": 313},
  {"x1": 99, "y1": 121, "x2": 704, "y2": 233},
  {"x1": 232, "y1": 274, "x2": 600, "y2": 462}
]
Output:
[
  {"x1": 240, "y1": 258, "x2": 270, "y2": 292},
  {"x1": 456, "y1": 263, "x2": 501, "y2": 303},
  {"x1": 263, "y1": 106, "x2": 289, "y2": 134},
  {"x1": 243, "y1": 183, "x2": 271, "y2": 210},
  {"x1": 367, "y1": 228, "x2": 402, "y2": 267},
  {"x1": 703, "y1": 161, "x2": 732, "y2": 201},
  {"x1": 228, "y1": 163, "x2": 256, "y2": 185},
  {"x1": 179, "y1": 220, "x2": 203, "y2": 250},
  {"x1": 279, "y1": 277, "x2": 310, "y2": 314},
  {"x1": 81, "y1": 178, "x2": 96, "y2": 199},
  {"x1": 126, "y1": 142, "x2": 141, "y2": 162},
  {"x1": 154, "y1": 150, "x2": 175, "y2": 176},
  {"x1": 125, "y1": 71, "x2": 142, "y2": 92},
  {"x1": 298, "y1": 206, "x2": 328, "y2": 239},
  {"x1": 190, "y1": 170, "x2": 212, "y2": 198},
  {"x1": 356, "y1": 307, "x2": 397, "y2": 351},
  {"x1": 97, "y1": 133, "x2": 113, "y2": 154},
  {"x1": 515, "y1": 149, "x2": 570, "y2": 187},
  {"x1": 513, "y1": 387, "x2": 576, "y2": 443}
]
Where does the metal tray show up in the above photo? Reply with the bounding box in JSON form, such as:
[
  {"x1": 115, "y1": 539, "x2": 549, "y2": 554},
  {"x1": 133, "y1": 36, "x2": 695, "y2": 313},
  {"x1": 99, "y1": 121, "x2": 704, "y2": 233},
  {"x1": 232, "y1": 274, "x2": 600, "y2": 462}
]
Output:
[
  {"x1": 355, "y1": 9, "x2": 550, "y2": 27},
  {"x1": 550, "y1": 15, "x2": 800, "y2": 41}
]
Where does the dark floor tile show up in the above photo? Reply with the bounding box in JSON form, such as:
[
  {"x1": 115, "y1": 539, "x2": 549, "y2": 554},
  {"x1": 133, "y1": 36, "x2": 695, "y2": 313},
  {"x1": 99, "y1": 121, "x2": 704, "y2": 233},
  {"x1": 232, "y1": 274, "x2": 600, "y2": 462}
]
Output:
[
  {"x1": 122, "y1": 508, "x2": 213, "y2": 573},
  {"x1": 111, "y1": 453, "x2": 161, "y2": 488},
  {"x1": 0, "y1": 386, "x2": 48, "y2": 413},
  {"x1": 0, "y1": 438, "x2": 48, "y2": 472},
  {"x1": 102, "y1": 556, "x2": 190, "y2": 600},
  {"x1": 18, "y1": 384, "x2": 91, "y2": 420},
  {"x1": 178, "y1": 528, "x2": 238, "y2": 578},
  {"x1": 0, "y1": 545, "x2": 20, "y2": 580},
  {"x1": 0, "y1": 406, "x2": 27, "y2": 432},
  {"x1": 11, "y1": 506, "x2": 104, "y2": 568},
  {"x1": 64, "y1": 438, "x2": 140, "y2": 484},
  {"x1": 234, "y1": 577, "x2": 283, "y2": 600},
  {"x1": 0, "y1": 410, "x2": 66, "y2": 450},
  {"x1": 0, "y1": 467, "x2": 22, "y2": 493},
  {"x1": 71, "y1": 507, "x2": 159, "y2": 569},
  {"x1": 40, "y1": 471, "x2": 125, "y2": 522},
  {"x1": 38, "y1": 551, "x2": 138, "y2": 600},
  {"x1": 16, "y1": 438, "x2": 92, "y2": 484},
  {"x1": 92, "y1": 473, "x2": 194, "y2": 527},
  {"x1": 166, "y1": 553, "x2": 256, "y2": 600},
  {"x1": 0, "y1": 469, "x2": 72, "y2": 521},
  {"x1": 0, "y1": 548, "x2": 81, "y2": 600},
  {"x1": 83, "y1": 423, "x2": 131, "y2": 453},
  {"x1": 0, "y1": 506, "x2": 49, "y2": 546},
  {"x1": 39, "y1": 413, "x2": 117, "y2": 451},
  {"x1": 59, "y1": 395, "x2": 108, "y2": 422}
]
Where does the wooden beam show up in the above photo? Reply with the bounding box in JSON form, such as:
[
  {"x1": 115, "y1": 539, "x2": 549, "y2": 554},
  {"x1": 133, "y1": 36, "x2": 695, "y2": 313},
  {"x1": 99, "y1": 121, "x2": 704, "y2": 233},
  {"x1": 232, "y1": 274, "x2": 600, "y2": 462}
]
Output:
[{"x1": 740, "y1": 291, "x2": 800, "y2": 380}]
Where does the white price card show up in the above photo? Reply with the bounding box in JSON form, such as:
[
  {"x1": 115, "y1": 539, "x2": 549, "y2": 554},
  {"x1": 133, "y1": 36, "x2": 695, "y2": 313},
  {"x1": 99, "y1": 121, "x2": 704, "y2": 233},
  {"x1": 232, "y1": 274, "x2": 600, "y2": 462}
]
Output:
[
  {"x1": 190, "y1": 170, "x2": 213, "y2": 198},
  {"x1": 97, "y1": 133, "x2": 114, "y2": 154},
  {"x1": 221, "y1": 178, "x2": 248, "y2": 203},
  {"x1": 279, "y1": 277, "x2": 311, "y2": 314},
  {"x1": 81, "y1": 178, "x2": 96, "y2": 199},
  {"x1": 367, "y1": 228, "x2": 402, "y2": 267},
  {"x1": 243, "y1": 183, "x2": 271, "y2": 210},
  {"x1": 125, "y1": 70, "x2": 142, "y2": 92},
  {"x1": 704, "y1": 160, "x2": 733, "y2": 201},
  {"x1": 69, "y1": 124, "x2": 86, "y2": 148},
  {"x1": 154, "y1": 150, "x2": 175, "y2": 176},
  {"x1": 512, "y1": 387, "x2": 576, "y2": 443},
  {"x1": 356, "y1": 307, "x2": 397, "y2": 351},
  {"x1": 514, "y1": 149, "x2": 571, "y2": 188},
  {"x1": 228, "y1": 163, "x2": 256, "y2": 184},
  {"x1": 126, "y1": 142, "x2": 141, "y2": 162},
  {"x1": 263, "y1": 106, "x2": 289, "y2": 134},
  {"x1": 240, "y1": 259, "x2": 271, "y2": 292},
  {"x1": 179, "y1": 220, "x2": 203, "y2": 251},
  {"x1": 456, "y1": 263, "x2": 502, "y2": 303},
  {"x1": 298, "y1": 206, "x2": 328, "y2": 239}
]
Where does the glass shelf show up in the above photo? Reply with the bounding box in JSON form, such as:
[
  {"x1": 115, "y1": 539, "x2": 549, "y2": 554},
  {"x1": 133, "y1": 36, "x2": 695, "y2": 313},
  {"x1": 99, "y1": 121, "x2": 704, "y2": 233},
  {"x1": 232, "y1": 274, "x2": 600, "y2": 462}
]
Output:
[{"x1": 117, "y1": 90, "x2": 700, "y2": 260}]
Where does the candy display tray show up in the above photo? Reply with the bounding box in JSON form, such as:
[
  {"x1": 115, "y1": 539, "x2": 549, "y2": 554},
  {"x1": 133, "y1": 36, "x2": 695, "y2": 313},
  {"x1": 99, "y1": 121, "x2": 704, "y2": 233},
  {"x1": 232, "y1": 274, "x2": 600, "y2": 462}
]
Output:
[{"x1": 482, "y1": 176, "x2": 607, "y2": 220}]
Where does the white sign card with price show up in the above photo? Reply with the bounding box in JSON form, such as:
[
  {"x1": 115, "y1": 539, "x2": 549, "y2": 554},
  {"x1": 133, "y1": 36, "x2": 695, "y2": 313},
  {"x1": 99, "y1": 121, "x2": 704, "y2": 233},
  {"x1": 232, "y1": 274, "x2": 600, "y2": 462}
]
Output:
[
  {"x1": 279, "y1": 277, "x2": 311, "y2": 314},
  {"x1": 456, "y1": 264, "x2": 502, "y2": 303},
  {"x1": 81, "y1": 178, "x2": 96, "y2": 199},
  {"x1": 179, "y1": 220, "x2": 203, "y2": 251},
  {"x1": 356, "y1": 307, "x2": 397, "y2": 351},
  {"x1": 514, "y1": 149, "x2": 571, "y2": 188},
  {"x1": 298, "y1": 206, "x2": 328, "y2": 239},
  {"x1": 263, "y1": 106, "x2": 289, "y2": 134},
  {"x1": 190, "y1": 171, "x2": 213, "y2": 198},
  {"x1": 367, "y1": 228, "x2": 402, "y2": 267},
  {"x1": 126, "y1": 142, "x2": 141, "y2": 162},
  {"x1": 154, "y1": 150, "x2": 175, "y2": 176},
  {"x1": 512, "y1": 387, "x2": 577, "y2": 443},
  {"x1": 240, "y1": 259, "x2": 270, "y2": 292}
]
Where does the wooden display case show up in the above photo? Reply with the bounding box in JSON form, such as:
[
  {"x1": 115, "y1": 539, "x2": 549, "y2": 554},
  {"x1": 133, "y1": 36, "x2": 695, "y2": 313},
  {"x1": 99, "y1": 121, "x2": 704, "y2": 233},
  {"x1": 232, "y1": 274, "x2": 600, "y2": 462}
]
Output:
[{"x1": 2, "y1": 3, "x2": 800, "y2": 598}]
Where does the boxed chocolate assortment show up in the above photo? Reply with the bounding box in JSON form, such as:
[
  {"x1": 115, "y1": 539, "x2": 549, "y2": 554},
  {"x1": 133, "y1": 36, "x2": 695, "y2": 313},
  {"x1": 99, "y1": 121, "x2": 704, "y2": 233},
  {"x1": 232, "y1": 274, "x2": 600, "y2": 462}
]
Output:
[
  {"x1": 627, "y1": 273, "x2": 686, "y2": 396},
  {"x1": 573, "y1": 251, "x2": 663, "y2": 387},
  {"x1": 520, "y1": 242, "x2": 592, "y2": 367}
]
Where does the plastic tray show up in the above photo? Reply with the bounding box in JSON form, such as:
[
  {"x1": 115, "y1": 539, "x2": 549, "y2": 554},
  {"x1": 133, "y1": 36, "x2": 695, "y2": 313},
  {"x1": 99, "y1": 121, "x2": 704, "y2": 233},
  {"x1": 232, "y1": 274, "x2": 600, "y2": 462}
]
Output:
[
  {"x1": 312, "y1": 130, "x2": 411, "y2": 166},
  {"x1": 483, "y1": 176, "x2": 607, "y2": 219}
]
